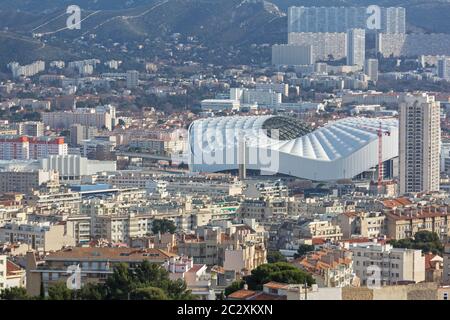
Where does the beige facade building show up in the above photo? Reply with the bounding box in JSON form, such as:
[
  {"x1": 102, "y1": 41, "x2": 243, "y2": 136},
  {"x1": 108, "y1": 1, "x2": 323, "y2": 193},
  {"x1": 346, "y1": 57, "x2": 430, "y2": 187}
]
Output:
[
  {"x1": 399, "y1": 93, "x2": 441, "y2": 194},
  {"x1": 299, "y1": 220, "x2": 343, "y2": 242},
  {"x1": 0, "y1": 169, "x2": 59, "y2": 195},
  {"x1": 292, "y1": 247, "x2": 356, "y2": 288},
  {"x1": 350, "y1": 242, "x2": 425, "y2": 286},
  {"x1": 177, "y1": 223, "x2": 266, "y2": 274},
  {"x1": 385, "y1": 206, "x2": 450, "y2": 240},
  {"x1": 336, "y1": 211, "x2": 386, "y2": 239}
]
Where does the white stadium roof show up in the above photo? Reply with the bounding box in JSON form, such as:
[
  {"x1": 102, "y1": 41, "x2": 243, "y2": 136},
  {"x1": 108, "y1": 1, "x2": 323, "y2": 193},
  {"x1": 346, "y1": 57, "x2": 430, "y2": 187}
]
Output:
[{"x1": 188, "y1": 115, "x2": 399, "y2": 181}]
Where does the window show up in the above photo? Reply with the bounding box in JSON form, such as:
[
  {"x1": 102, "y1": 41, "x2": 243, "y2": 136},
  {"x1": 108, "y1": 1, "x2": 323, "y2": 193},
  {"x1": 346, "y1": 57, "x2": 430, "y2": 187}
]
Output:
[{"x1": 444, "y1": 293, "x2": 448, "y2": 300}]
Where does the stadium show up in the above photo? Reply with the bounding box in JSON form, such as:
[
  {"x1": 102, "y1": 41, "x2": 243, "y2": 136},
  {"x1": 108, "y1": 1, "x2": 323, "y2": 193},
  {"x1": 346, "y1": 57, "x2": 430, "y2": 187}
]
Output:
[{"x1": 188, "y1": 115, "x2": 399, "y2": 181}]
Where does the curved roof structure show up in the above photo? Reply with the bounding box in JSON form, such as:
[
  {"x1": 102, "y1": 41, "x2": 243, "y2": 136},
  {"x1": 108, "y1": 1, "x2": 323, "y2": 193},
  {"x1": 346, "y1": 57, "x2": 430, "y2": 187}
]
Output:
[{"x1": 188, "y1": 115, "x2": 399, "y2": 181}]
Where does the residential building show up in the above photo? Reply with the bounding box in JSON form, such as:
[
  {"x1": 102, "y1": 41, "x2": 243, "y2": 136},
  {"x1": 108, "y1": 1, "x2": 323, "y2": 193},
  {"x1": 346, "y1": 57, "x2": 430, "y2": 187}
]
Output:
[
  {"x1": 0, "y1": 221, "x2": 76, "y2": 252},
  {"x1": 8, "y1": 61, "x2": 45, "y2": 78},
  {"x1": 350, "y1": 242, "x2": 425, "y2": 286},
  {"x1": 200, "y1": 99, "x2": 240, "y2": 111},
  {"x1": 287, "y1": 6, "x2": 405, "y2": 34},
  {"x1": 385, "y1": 206, "x2": 450, "y2": 240},
  {"x1": 177, "y1": 222, "x2": 266, "y2": 274},
  {"x1": 288, "y1": 32, "x2": 347, "y2": 62},
  {"x1": 347, "y1": 29, "x2": 366, "y2": 68},
  {"x1": 336, "y1": 211, "x2": 386, "y2": 239},
  {"x1": 42, "y1": 105, "x2": 116, "y2": 131},
  {"x1": 292, "y1": 247, "x2": 356, "y2": 288},
  {"x1": 0, "y1": 135, "x2": 67, "y2": 160},
  {"x1": 10, "y1": 121, "x2": 45, "y2": 137},
  {"x1": 399, "y1": 93, "x2": 441, "y2": 194},
  {"x1": 299, "y1": 220, "x2": 343, "y2": 242},
  {"x1": 0, "y1": 255, "x2": 26, "y2": 290},
  {"x1": 163, "y1": 256, "x2": 215, "y2": 300},
  {"x1": 437, "y1": 57, "x2": 450, "y2": 81},
  {"x1": 364, "y1": 59, "x2": 379, "y2": 82},
  {"x1": 25, "y1": 247, "x2": 177, "y2": 297},
  {"x1": 126, "y1": 70, "x2": 139, "y2": 89},
  {"x1": 424, "y1": 252, "x2": 443, "y2": 283},
  {"x1": 0, "y1": 169, "x2": 59, "y2": 195}
]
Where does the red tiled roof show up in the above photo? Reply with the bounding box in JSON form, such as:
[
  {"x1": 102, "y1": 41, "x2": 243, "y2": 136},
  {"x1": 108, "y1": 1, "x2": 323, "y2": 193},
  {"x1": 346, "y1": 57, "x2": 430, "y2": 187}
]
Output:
[
  {"x1": 6, "y1": 260, "x2": 23, "y2": 276},
  {"x1": 264, "y1": 282, "x2": 288, "y2": 290},
  {"x1": 312, "y1": 238, "x2": 326, "y2": 245},
  {"x1": 249, "y1": 293, "x2": 286, "y2": 301},
  {"x1": 382, "y1": 198, "x2": 412, "y2": 209},
  {"x1": 228, "y1": 289, "x2": 257, "y2": 300}
]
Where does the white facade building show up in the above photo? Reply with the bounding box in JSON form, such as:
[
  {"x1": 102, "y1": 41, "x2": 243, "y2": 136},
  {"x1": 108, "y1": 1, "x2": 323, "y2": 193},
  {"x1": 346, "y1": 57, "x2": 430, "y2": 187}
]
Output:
[
  {"x1": 350, "y1": 242, "x2": 425, "y2": 286},
  {"x1": 201, "y1": 99, "x2": 240, "y2": 111},
  {"x1": 0, "y1": 136, "x2": 67, "y2": 160},
  {"x1": 364, "y1": 59, "x2": 379, "y2": 82},
  {"x1": 288, "y1": 6, "x2": 405, "y2": 34},
  {"x1": 42, "y1": 105, "x2": 116, "y2": 131},
  {"x1": 347, "y1": 29, "x2": 366, "y2": 69}
]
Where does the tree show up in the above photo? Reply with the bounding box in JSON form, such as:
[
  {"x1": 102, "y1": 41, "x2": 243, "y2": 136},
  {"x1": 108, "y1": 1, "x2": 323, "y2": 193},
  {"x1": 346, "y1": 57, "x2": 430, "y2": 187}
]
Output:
[
  {"x1": 244, "y1": 262, "x2": 315, "y2": 291},
  {"x1": 267, "y1": 251, "x2": 287, "y2": 263},
  {"x1": 104, "y1": 263, "x2": 136, "y2": 300},
  {"x1": 102, "y1": 261, "x2": 196, "y2": 300},
  {"x1": 293, "y1": 244, "x2": 315, "y2": 259},
  {"x1": 389, "y1": 231, "x2": 444, "y2": 254},
  {"x1": 130, "y1": 287, "x2": 168, "y2": 300},
  {"x1": 151, "y1": 219, "x2": 176, "y2": 235},
  {"x1": 76, "y1": 283, "x2": 106, "y2": 300},
  {"x1": 0, "y1": 287, "x2": 30, "y2": 300},
  {"x1": 133, "y1": 260, "x2": 169, "y2": 287},
  {"x1": 224, "y1": 280, "x2": 245, "y2": 296},
  {"x1": 47, "y1": 281, "x2": 74, "y2": 300}
]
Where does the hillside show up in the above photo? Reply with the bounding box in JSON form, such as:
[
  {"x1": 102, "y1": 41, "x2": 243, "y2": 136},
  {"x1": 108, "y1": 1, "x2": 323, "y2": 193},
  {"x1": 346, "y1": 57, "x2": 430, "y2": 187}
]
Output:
[{"x1": 1, "y1": 0, "x2": 450, "y2": 65}]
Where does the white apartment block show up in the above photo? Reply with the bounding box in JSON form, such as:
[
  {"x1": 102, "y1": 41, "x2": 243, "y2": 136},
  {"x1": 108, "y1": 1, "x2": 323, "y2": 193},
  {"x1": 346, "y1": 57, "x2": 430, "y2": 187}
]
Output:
[
  {"x1": 350, "y1": 242, "x2": 425, "y2": 286},
  {"x1": 8, "y1": 61, "x2": 45, "y2": 78},
  {"x1": 42, "y1": 105, "x2": 116, "y2": 131},
  {"x1": 255, "y1": 83, "x2": 290, "y2": 97},
  {"x1": 288, "y1": 32, "x2": 347, "y2": 62},
  {"x1": 10, "y1": 121, "x2": 45, "y2": 137},
  {"x1": 200, "y1": 99, "x2": 240, "y2": 111},
  {"x1": 288, "y1": 6, "x2": 405, "y2": 34},
  {"x1": 438, "y1": 57, "x2": 450, "y2": 80},
  {"x1": 364, "y1": 59, "x2": 379, "y2": 82},
  {"x1": 126, "y1": 70, "x2": 139, "y2": 89},
  {"x1": 347, "y1": 29, "x2": 365, "y2": 68},
  {"x1": 0, "y1": 135, "x2": 67, "y2": 160},
  {"x1": 399, "y1": 93, "x2": 441, "y2": 194},
  {"x1": 230, "y1": 88, "x2": 282, "y2": 108},
  {"x1": 377, "y1": 33, "x2": 450, "y2": 58}
]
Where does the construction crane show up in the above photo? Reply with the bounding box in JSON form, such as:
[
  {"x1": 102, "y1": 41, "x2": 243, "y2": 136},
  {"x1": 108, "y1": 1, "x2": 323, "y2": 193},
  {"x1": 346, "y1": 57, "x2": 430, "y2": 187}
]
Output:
[
  {"x1": 355, "y1": 121, "x2": 391, "y2": 193},
  {"x1": 376, "y1": 122, "x2": 391, "y2": 193}
]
